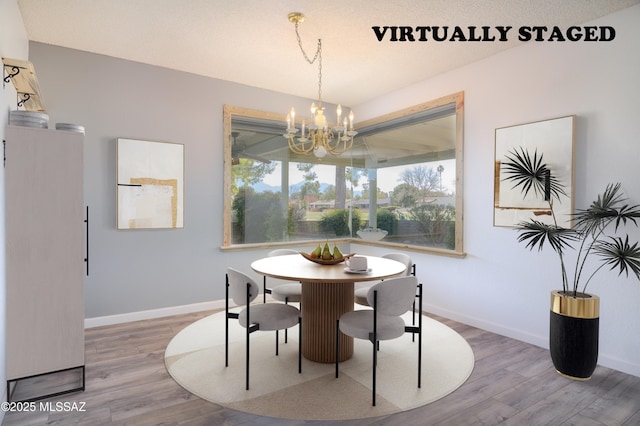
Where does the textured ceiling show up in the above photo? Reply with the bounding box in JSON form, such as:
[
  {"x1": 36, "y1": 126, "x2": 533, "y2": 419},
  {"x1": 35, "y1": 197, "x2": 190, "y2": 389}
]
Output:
[{"x1": 16, "y1": 0, "x2": 640, "y2": 106}]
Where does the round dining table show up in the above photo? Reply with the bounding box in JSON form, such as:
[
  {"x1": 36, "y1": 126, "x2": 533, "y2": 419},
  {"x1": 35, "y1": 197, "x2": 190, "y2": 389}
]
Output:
[{"x1": 250, "y1": 254, "x2": 407, "y2": 363}]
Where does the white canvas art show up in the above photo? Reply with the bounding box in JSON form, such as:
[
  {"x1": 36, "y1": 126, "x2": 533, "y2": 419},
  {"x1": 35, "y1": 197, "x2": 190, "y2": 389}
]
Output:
[
  {"x1": 117, "y1": 138, "x2": 184, "y2": 229},
  {"x1": 494, "y1": 116, "x2": 575, "y2": 228}
]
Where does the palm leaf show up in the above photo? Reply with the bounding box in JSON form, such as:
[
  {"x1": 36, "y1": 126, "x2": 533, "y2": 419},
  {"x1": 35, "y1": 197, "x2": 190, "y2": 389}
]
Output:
[
  {"x1": 517, "y1": 220, "x2": 578, "y2": 254},
  {"x1": 573, "y1": 183, "x2": 640, "y2": 235},
  {"x1": 501, "y1": 147, "x2": 567, "y2": 202},
  {"x1": 594, "y1": 236, "x2": 640, "y2": 280}
]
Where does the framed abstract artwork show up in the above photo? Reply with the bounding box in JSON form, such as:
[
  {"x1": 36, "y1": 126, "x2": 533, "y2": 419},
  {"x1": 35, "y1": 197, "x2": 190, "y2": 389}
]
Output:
[
  {"x1": 494, "y1": 115, "x2": 575, "y2": 228},
  {"x1": 117, "y1": 138, "x2": 184, "y2": 229}
]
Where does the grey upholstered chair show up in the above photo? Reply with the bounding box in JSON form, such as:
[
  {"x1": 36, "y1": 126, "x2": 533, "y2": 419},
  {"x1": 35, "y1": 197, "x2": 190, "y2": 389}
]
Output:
[
  {"x1": 225, "y1": 267, "x2": 301, "y2": 390},
  {"x1": 336, "y1": 275, "x2": 422, "y2": 406},
  {"x1": 354, "y1": 253, "x2": 414, "y2": 306},
  {"x1": 262, "y1": 249, "x2": 302, "y2": 343},
  {"x1": 263, "y1": 248, "x2": 302, "y2": 304},
  {"x1": 354, "y1": 253, "x2": 419, "y2": 341}
]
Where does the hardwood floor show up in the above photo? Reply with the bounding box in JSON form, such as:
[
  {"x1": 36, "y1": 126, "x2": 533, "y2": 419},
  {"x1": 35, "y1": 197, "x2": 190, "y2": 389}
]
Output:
[{"x1": 4, "y1": 309, "x2": 640, "y2": 425}]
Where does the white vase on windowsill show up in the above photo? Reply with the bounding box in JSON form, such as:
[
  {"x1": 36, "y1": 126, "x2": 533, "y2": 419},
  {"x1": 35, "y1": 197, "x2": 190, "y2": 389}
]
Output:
[{"x1": 356, "y1": 228, "x2": 388, "y2": 241}]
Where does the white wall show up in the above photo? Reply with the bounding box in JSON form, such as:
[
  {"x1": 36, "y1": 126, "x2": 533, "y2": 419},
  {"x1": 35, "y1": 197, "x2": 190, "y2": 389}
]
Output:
[
  {"x1": 354, "y1": 5, "x2": 640, "y2": 377},
  {"x1": 0, "y1": 0, "x2": 29, "y2": 414},
  {"x1": 16, "y1": 3, "x2": 640, "y2": 380}
]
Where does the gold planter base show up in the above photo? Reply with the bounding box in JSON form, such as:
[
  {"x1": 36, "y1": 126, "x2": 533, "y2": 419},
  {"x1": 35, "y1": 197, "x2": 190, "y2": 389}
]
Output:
[{"x1": 555, "y1": 369, "x2": 592, "y2": 381}]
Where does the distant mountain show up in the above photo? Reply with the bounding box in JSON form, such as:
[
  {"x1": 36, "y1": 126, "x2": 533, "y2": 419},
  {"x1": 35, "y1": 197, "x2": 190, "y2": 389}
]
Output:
[
  {"x1": 288, "y1": 181, "x2": 332, "y2": 193},
  {"x1": 252, "y1": 182, "x2": 281, "y2": 193},
  {"x1": 252, "y1": 181, "x2": 332, "y2": 193}
]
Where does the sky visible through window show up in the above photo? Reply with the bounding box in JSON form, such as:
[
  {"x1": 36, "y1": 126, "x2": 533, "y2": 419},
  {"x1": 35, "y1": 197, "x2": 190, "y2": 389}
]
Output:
[{"x1": 259, "y1": 159, "x2": 456, "y2": 195}]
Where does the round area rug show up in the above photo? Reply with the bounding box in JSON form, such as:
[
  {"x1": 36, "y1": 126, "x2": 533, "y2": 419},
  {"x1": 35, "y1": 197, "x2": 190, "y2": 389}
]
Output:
[{"x1": 165, "y1": 309, "x2": 474, "y2": 421}]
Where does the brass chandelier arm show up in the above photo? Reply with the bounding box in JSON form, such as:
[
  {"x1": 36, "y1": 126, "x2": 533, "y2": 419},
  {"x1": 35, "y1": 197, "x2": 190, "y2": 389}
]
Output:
[
  {"x1": 288, "y1": 133, "x2": 315, "y2": 154},
  {"x1": 286, "y1": 128, "x2": 354, "y2": 157}
]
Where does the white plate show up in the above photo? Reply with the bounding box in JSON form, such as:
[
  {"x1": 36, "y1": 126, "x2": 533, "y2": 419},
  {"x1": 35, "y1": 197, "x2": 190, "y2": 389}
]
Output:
[{"x1": 344, "y1": 267, "x2": 372, "y2": 274}]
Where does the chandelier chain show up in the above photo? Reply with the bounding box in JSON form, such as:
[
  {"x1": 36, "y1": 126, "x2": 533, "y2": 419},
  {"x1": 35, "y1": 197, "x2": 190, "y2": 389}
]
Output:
[{"x1": 294, "y1": 22, "x2": 323, "y2": 104}]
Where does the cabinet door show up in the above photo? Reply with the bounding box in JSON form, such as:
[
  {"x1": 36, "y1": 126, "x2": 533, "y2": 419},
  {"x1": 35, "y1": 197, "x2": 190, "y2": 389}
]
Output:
[{"x1": 6, "y1": 125, "x2": 85, "y2": 379}]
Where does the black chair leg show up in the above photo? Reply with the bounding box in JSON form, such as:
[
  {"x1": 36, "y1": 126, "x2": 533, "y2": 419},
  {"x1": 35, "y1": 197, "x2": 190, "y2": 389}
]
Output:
[
  {"x1": 284, "y1": 297, "x2": 289, "y2": 343},
  {"x1": 225, "y1": 282, "x2": 229, "y2": 367},
  {"x1": 225, "y1": 313, "x2": 228, "y2": 366},
  {"x1": 412, "y1": 264, "x2": 417, "y2": 342},
  {"x1": 225, "y1": 273, "x2": 235, "y2": 368},
  {"x1": 372, "y1": 289, "x2": 378, "y2": 407},
  {"x1": 418, "y1": 283, "x2": 423, "y2": 388},
  {"x1": 275, "y1": 330, "x2": 279, "y2": 356},
  {"x1": 372, "y1": 338, "x2": 377, "y2": 406},
  {"x1": 412, "y1": 299, "x2": 416, "y2": 342},
  {"x1": 245, "y1": 319, "x2": 250, "y2": 390},
  {"x1": 246, "y1": 282, "x2": 251, "y2": 391},
  {"x1": 371, "y1": 342, "x2": 379, "y2": 407}
]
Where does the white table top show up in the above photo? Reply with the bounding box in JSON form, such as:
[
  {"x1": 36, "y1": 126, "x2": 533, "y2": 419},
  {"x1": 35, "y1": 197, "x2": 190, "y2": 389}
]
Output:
[{"x1": 251, "y1": 254, "x2": 406, "y2": 283}]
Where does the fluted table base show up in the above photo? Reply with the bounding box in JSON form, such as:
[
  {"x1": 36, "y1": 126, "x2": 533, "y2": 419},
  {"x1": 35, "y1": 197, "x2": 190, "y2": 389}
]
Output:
[{"x1": 301, "y1": 281, "x2": 354, "y2": 363}]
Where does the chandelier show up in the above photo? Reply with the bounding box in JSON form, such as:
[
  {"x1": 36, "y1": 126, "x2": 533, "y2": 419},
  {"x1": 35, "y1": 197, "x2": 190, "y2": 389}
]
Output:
[{"x1": 285, "y1": 12, "x2": 357, "y2": 158}]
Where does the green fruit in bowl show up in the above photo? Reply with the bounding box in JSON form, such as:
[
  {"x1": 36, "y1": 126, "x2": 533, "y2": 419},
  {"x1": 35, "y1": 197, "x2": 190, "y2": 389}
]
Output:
[{"x1": 322, "y1": 242, "x2": 332, "y2": 260}]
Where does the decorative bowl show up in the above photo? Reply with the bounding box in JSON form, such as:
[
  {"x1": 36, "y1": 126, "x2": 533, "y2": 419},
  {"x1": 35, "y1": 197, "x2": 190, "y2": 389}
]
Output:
[
  {"x1": 299, "y1": 251, "x2": 355, "y2": 265},
  {"x1": 357, "y1": 228, "x2": 388, "y2": 241}
]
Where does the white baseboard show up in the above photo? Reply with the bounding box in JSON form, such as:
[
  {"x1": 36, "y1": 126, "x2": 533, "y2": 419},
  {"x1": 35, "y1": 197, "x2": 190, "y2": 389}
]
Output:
[
  {"x1": 424, "y1": 302, "x2": 640, "y2": 378},
  {"x1": 84, "y1": 300, "x2": 226, "y2": 328},
  {"x1": 597, "y1": 354, "x2": 640, "y2": 378},
  {"x1": 423, "y1": 302, "x2": 549, "y2": 349}
]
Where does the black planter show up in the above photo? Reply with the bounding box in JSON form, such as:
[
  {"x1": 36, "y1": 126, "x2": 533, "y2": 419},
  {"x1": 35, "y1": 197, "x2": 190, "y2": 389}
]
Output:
[{"x1": 549, "y1": 291, "x2": 600, "y2": 380}]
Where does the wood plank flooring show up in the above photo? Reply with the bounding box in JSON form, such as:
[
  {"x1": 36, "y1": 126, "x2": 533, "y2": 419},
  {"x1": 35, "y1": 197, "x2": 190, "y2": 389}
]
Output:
[{"x1": 4, "y1": 309, "x2": 640, "y2": 425}]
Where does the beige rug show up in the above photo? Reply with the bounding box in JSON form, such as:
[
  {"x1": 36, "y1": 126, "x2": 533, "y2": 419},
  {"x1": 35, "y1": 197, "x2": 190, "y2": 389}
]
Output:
[{"x1": 165, "y1": 308, "x2": 474, "y2": 421}]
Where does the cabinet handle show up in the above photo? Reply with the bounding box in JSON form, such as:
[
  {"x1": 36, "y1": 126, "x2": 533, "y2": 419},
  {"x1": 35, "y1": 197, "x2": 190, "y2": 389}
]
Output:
[{"x1": 84, "y1": 206, "x2": 89, "y2": 276}]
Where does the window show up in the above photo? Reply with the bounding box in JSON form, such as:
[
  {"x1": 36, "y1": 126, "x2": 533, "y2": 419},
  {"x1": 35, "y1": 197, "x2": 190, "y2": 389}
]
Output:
[{"x1": 223, "y1": 92, "x2": 464, "y2": 255}]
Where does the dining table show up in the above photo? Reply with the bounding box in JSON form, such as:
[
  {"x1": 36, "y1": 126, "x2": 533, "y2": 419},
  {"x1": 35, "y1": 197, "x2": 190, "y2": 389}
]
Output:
[{"x1": 250, "y1": 253, "x2": 407, "y2": 363}]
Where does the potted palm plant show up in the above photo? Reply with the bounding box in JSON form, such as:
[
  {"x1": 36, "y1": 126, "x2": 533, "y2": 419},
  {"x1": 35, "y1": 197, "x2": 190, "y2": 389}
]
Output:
[{"x1": 501, "y1": 147, "x2": 640, "y2": 380}]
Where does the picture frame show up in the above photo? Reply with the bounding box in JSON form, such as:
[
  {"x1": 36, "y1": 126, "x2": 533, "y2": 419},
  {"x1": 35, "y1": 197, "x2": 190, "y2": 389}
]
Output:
[
  {"x1": 117, "y1": 138, "x2": 184, "y2": 229},
  {"x1": 494, "y1": 115, "x2": 575, "y2": 228}
]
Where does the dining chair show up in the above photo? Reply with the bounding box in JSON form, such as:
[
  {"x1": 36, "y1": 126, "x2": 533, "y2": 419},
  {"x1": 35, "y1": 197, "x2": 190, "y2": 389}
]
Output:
[
  {"x1": 335, "y1": 275, "x2": 422, "y2": 406},
  {"x1": 263, "y1": 249, "x2": 302, "y2": 343},
  {"x1": 263, "y1": 249, "x2": 302, "y2": 304},
  {"x1": 225, "y1": 267, "x2": 302, "y2": 390},
  {"x1": 354, "y1": 253, "x2": 419, "y2": 341},
  {"x1": 354, "y1": 253, "x2": 413, "y2": 306}
]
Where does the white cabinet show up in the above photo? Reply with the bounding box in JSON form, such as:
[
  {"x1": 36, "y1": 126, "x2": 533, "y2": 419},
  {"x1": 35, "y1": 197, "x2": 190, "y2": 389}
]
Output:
[{"x1": 5, "y1": 125, "x2": 85, "y2": 401}]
